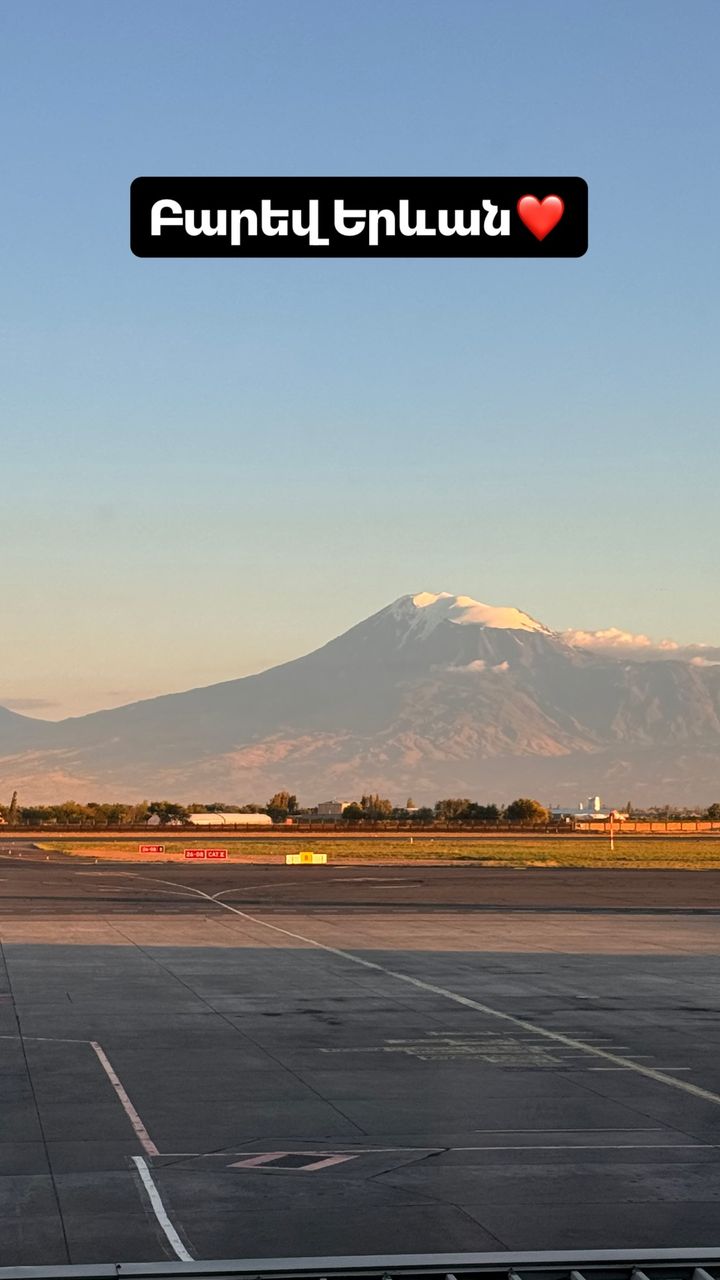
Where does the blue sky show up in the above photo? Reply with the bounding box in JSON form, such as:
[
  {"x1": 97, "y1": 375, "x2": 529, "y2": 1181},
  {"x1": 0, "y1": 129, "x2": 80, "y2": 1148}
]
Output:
[{"x1": 1, "y1": 0, "x2": 718, "y2": 715}]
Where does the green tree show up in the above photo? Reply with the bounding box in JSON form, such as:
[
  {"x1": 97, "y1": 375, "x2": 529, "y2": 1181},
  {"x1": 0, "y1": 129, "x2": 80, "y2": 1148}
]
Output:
[
  {"x1": 466, "y1": 803, "x2": 500, "y2": 822},
  {"x1": 435, "y1": 798, "x2": 472, "y2": 821},
  {"x1": 359, "y1": 793, "x2": 393, "y2": 818},
  {"x1": 147, "y1": 800, "x2": 189, "y2": 823},
  {"x1": 706, "y1": 803, "x2": 720, "y2": 820},
  {"x1": 20, "y1": 805, "x2": 47, "y2": 825},
  {"x1": 51, "y1": 801, "x2": 92, "y2": 825},
  {"x1": 8, "y1": 791, "x2": 19, "y2": 826},
  {"x1": 266, "y1": 792, "x2": 298, "y2": 820},
  {"x1": 505, "y1": 797, "x2": 549, "y2": 825},
  {"x1": 343, "y1": 802, "x2": 364, "y2": 822}
]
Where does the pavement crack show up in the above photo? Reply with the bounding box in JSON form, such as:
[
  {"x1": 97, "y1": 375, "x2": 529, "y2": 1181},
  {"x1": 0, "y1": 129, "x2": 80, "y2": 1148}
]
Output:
[
  {"x1": 0, "y1": 939, "x2": 72, "y2": 1265},
  {"x1": 107, "y1": 923, "x2": 370, "y2": 1144}
]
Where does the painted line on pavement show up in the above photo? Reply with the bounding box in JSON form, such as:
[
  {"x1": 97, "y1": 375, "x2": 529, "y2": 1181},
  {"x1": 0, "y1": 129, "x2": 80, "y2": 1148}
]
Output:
[
  {"x1": 132, "y1": 1155, "x2": 194, "y2": 1262},
  {"x1": 126, "y1": 873, "x2": 720, "y2": 1111},
  {"x1": 229, "y1": 1151, "x2": 358, "y2": 1171},
  {"x1": 91, "y1": 1040, "x2": 159, "y2": 1156},
  {"x1": 0, "y1": 1034, "x2": 161, "y2": 1157},
  {"x1": 154, "y1": 1139, "x2": 715, "y2": 1165}
]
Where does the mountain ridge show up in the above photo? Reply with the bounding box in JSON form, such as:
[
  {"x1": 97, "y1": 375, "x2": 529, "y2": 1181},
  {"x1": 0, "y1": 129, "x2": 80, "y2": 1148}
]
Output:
[{"x1": 2, "y1": 593, "x2": 720, "y2": 804}]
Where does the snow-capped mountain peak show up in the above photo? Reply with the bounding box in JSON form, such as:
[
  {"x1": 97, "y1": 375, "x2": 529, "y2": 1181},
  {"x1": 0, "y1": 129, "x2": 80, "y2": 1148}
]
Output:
[
  {"x1": 389, "y1": 592, "x2": 553, "y2": 639},
  {"x1": 2, "y1": 591, "x2": 720, "y2": 804}
]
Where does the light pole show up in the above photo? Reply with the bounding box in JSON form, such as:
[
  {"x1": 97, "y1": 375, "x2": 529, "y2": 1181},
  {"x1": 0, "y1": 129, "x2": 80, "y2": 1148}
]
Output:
[{"x1": 609, "y1": 809, "x2": 619, "y2": 853}]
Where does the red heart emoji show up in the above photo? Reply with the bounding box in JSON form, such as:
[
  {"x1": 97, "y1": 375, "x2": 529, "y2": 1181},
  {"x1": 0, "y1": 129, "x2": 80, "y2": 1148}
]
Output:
[{"x1": 517, "y1": 194, "x2": 565, "y2": 241}]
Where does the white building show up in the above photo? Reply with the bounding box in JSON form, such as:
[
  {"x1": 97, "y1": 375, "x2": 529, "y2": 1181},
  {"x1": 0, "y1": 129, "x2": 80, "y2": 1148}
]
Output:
[
  {"x1": 186, "y1": 812, "x2": 272, "y2": 827},
  {"x1": 550, "y1": 795, "x2": 626, "y2": 822},
  {"x1": 316, "y1": 800, "x2": 351, "y2": 815}
]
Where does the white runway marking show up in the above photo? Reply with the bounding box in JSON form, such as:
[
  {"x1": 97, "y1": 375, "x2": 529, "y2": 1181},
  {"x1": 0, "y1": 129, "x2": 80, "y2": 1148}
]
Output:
[
  {"x1": 229, "y1": 1150, "x2": 357, "y2": 1171},
  {"x1": 588, "y1": 1066, "x2": 691, "y2": 1072},
  {"x1": 2, "y1": 1033, "x2": 162, "y2": 1158},
  {"x1": 126, "y1": 873, "x2": 720, "y2": 1111},
  {"x1": 132, "y1": 1156, "x2": 193, "y2": 1262},
  {"x1": 329, "y1": 877, "x2": 415, "y2": 883},
  {"x1": 211, "y1": 878, "x2": 416, "y2": 899},
  {"x1": 155, "y1": 1136, "x2": 713, "y2": 1162},
  {"x1": 154, "y1": 1129, "x2": 674, "y2": 1159},
  {"x1": 90, "y1": 1041, "x2": 159, "y2": 1156}
]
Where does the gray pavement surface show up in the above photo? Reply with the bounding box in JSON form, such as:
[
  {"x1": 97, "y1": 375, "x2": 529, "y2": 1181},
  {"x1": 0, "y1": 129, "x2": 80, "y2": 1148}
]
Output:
[
  {"x1": 2, "y1": 857, "x2": 720, "y2": 912},
  {"x1": 1, "y1": 857, "x2": 720, "y2": 1265}
]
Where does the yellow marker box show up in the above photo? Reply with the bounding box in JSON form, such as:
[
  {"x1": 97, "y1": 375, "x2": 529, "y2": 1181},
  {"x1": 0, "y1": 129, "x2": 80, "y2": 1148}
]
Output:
[{"x1": 285, "y1": 851, "x2": 328, "y2": 865}]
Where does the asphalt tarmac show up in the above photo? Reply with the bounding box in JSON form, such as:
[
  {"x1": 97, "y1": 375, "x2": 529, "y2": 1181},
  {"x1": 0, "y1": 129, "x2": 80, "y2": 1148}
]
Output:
[
  {"x1": 2, "y1": 856, "x2": 720, "y2": 1267},
  {"x1": 2, "y1": 857, "x2": 720, "y2": 913}
]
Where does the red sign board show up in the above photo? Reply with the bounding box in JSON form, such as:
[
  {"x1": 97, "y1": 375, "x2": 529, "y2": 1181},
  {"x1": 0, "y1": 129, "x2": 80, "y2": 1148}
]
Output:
[
  {"x1": 184, "y1": 849, "x2": 206, "y2": 859},
  {"x1": 206, "y1": 848, "x2": 228, "y2": 860},
  {"x1": 139, "y1": 844, "x2": 164, "y2": 854}
]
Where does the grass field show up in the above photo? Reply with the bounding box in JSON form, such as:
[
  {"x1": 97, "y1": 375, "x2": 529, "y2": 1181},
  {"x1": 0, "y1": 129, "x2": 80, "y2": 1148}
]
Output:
[{"x1": 37, "y1": 835, "x2": 720, "y2": 868}]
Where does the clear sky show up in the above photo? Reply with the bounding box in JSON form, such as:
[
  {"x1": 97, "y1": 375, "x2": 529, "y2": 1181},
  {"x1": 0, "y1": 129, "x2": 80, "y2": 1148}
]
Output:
[{"x1": 1, "y1": 0, "x2": 718, "y2": 717}]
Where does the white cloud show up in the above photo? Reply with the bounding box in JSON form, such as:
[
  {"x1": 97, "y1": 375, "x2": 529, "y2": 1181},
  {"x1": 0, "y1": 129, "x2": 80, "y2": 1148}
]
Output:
[
  {"x1": 563, "y1": 628, "x2": 720, "y2": 663},
  {"x1": 563, "y1": 627, "x2": 679, "y2": 653},
  {"x1": 445, "y1": 658, "x2": 511, "y2": 674}
]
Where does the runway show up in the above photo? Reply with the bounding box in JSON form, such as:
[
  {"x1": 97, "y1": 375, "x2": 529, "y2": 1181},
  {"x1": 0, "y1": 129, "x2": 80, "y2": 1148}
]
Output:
[
  {"x1": 2, "y1": 857, "x2": 720, "y2": 913},
  {"x1": 1, "y1": 857, "x2": 720, "y2": 1266}
]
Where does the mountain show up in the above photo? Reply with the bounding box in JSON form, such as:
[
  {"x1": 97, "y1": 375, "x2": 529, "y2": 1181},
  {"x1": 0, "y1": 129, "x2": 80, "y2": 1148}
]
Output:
[{"x1": 2, "y1": 591, "x2": 720, "y2": 804}]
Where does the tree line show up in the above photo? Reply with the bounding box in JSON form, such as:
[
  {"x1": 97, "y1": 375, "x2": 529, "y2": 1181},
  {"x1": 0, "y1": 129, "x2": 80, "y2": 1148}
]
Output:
[
  {"x1": 3, "y1": 789, "x2": 720, "y2": 827},
  {"x1": 0, "y1": 791, "x2": 548, "y2": 826}
]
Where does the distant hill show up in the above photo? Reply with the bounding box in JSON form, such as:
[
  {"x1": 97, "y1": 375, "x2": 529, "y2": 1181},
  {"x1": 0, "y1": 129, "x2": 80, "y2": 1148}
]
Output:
[{"x1": 2, "y1": 592, "x2": 720, "y2": 804}]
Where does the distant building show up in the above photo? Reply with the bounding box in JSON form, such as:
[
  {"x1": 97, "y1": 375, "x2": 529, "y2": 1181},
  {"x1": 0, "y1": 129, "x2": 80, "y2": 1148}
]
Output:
[
  {"x1": 550, "y1": 795, "x2": 627, "y2": 822},
  {"x1": 316, "y1": 800, "x2": 351, "y2": 815},
  {"x1": 186, "y1": 812, "x2": 273, "y2": 827}
]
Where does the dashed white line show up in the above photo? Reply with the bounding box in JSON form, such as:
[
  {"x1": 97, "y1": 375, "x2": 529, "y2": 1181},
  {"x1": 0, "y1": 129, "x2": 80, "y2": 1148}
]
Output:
[{"x1": 132, "y1": 1156, "x2": 194, "y2": 1261}]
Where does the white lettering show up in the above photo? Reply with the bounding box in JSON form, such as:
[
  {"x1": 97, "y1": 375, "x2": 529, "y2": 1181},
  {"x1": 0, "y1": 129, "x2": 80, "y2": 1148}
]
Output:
[
  {"x1": 184, "y1": 209, "x2": 227, "y2": 237},
  {"x1": 334, "y1": 200, "x2": 366, "y2": 236},
  {"x1": 230, "y1": 209, "x2": 258, "y2": 245},
  {"x1": 291, "y1": 200, "x2": 329, "y2": 246},
  {"x1": 150, "y1": 199, "x2": 183, "y2": 236},
  {"x1": 261, "y1": 201, "x2": 289, "y2": 236},
  {"x1": 368, "y1": 208, "x2": 396, "y2": 246},
  {"x1": 438, "y1": 208, "x2": 481, "y2": 237},
  {"x1": 482, "y1": 200, "x2": 510, "y2": 236},
  {"x1": 398, "y1": 201, "x2": 436, "y2": 237}
]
